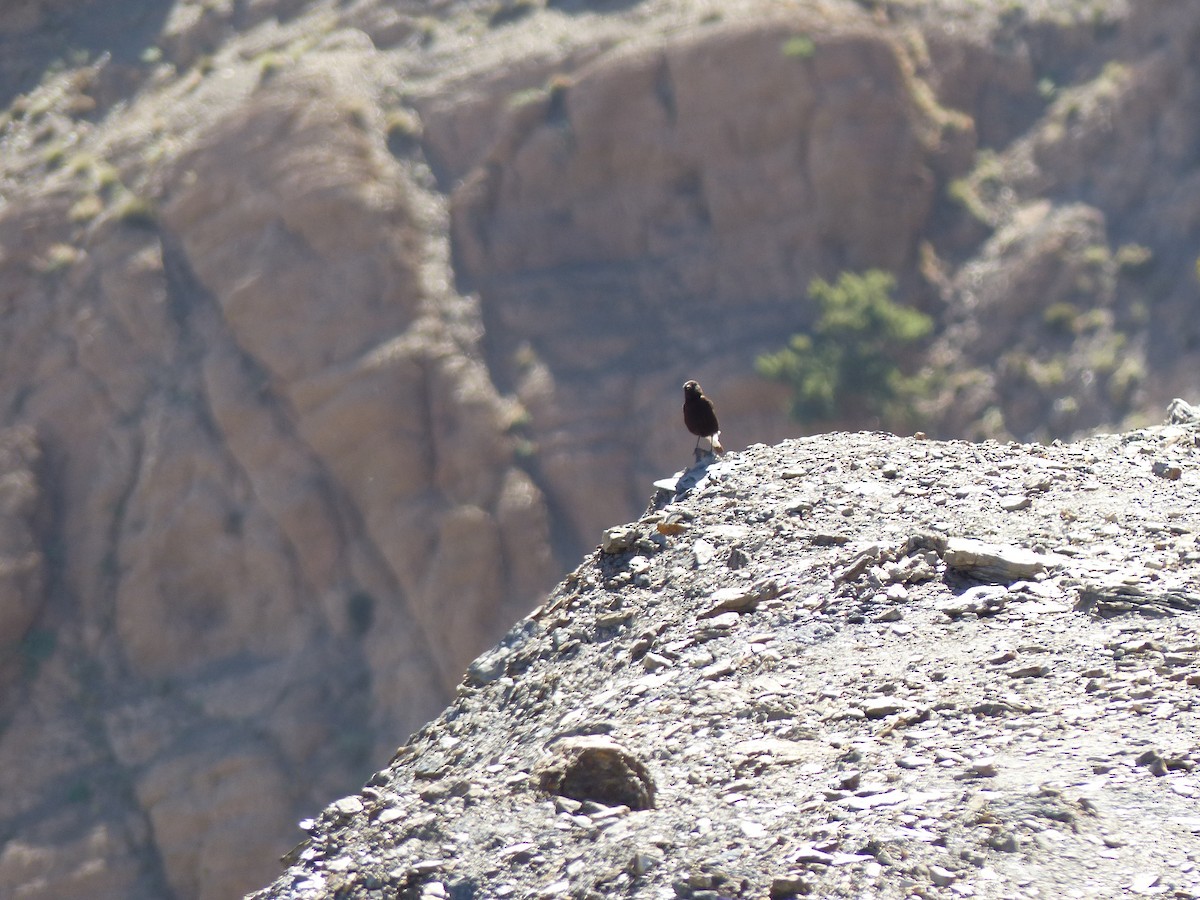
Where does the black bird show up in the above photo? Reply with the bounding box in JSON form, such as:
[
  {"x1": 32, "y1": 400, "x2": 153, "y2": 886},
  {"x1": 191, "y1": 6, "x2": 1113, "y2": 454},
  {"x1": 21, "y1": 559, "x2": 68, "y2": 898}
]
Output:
[{"x1": 682, "y1": 380, "x2": 723, "y2": 455}]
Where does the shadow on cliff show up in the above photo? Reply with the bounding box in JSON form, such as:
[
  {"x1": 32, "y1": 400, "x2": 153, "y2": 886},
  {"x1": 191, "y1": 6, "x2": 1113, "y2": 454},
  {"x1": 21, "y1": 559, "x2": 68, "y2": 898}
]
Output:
[{"x1": 0, "y1": 0, "x2": 172, "y2": 107}]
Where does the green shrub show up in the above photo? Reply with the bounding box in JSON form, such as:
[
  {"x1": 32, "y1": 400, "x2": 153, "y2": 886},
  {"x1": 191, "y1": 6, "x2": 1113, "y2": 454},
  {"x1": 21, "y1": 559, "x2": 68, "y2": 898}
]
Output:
[
  {"x1": 1042, "y1": 302, "x2": 1079, "y2": 334},
  {"x1": 1114, "y1": 243, "x2": 1152, "y2": 273},
  {"x1": 782, "y1": 35, "x2": 815, "y2": 59},
  {"x1": 757, "y1": 270, "x2": 933, "y2": 423}
]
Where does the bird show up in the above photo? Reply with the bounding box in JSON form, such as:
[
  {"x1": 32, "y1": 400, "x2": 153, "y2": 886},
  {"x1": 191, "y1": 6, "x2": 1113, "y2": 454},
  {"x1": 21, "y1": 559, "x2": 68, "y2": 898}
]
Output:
[{"x1": 682, "y1": 380, "x2": 723, "y2": 456}]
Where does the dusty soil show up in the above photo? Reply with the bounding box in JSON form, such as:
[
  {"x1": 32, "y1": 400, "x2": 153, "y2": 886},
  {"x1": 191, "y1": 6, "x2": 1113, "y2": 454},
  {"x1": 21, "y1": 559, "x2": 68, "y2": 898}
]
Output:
[{"x1": 252, "y1": 419, "x2": 1200, "y2": 899}]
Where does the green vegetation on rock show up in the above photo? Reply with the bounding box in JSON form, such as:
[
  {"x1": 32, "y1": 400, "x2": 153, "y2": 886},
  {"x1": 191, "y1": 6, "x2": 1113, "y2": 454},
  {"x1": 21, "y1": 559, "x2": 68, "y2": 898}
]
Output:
[{"x1": 757, "y1": 270, "x2": 933, "y2": 424}]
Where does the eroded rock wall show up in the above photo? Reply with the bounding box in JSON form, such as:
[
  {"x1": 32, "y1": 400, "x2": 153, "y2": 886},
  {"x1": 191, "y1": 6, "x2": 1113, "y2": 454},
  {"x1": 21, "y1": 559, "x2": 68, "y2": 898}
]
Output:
[{"x1": 0, "y1": 15, "x2": 555, "y2": 900}]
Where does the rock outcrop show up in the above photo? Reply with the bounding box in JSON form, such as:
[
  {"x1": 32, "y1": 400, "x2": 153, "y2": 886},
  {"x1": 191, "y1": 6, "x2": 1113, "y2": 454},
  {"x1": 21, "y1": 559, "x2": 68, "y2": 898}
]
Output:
[
  {"x1": 250, "y1": 420, "x2": 1200, "y2": 900},
  {"x1": 2, "y1": 0, "x2": 1200, "y2": 897}
]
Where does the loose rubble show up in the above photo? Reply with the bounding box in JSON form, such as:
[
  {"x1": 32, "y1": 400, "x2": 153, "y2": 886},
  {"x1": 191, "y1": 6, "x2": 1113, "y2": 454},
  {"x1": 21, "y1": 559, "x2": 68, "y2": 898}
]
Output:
[{"x1": 252, "y1": 422, "x2": 1200, "y2": 900}]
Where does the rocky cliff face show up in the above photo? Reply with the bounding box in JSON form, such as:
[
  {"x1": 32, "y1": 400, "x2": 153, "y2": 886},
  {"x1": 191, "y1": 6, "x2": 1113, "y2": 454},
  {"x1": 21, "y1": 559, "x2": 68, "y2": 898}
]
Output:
[
  {"x1": 1, "y1": 0, "x2": 1199, "y2": 898},
  {"x1": 249, "y1": 420, "x2": 1200, "y2": 900}
]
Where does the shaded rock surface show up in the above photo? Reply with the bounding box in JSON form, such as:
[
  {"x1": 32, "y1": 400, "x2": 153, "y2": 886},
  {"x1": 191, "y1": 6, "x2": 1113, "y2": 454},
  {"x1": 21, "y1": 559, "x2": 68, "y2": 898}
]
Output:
[{"x1": 253, "y1": 421, "x2": 1200, "y2": 900}]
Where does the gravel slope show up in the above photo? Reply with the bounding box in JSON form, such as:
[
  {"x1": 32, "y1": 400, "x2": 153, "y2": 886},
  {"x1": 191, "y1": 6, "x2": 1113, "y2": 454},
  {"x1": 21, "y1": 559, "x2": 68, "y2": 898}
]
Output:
[{"x1": 252, "y1": 421, "x2": 1200, "y2": 900}]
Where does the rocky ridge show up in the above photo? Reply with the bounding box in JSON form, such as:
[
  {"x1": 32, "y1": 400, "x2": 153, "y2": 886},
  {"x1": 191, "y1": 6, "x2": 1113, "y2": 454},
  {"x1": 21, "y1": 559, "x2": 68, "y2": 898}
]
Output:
[{"x1": 253, "y1": 418, "x2": 1200, "y2": 900}]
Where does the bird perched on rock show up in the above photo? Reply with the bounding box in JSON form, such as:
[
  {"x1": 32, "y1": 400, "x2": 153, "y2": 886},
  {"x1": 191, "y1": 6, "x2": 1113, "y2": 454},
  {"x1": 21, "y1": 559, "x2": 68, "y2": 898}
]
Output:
[{"x1": 682, "y1": 380, "x2": 723, "y2": 456}]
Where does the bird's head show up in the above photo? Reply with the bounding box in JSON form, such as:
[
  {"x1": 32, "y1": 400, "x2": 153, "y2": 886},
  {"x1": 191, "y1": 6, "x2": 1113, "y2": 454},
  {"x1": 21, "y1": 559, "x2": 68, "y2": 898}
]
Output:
[{"x1": 683, "y1": 380, "x2": 701, "y2": 395}]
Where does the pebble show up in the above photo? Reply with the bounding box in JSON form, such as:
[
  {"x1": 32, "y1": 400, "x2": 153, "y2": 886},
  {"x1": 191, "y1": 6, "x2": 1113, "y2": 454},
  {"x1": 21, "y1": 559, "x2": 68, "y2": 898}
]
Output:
[
  {"x1": 602, "y1": 525, "x2": 639, "y2": 554},
  {"x1": 1152, "y1": 462, "x2": 1182, "y2": 481},
  {"x1": 938, "y1": 584, "x2": 1008, "y2": 618},
  {"x1": 929, "y1": 865, "x2": 958, "y2": 886},
  {"x1": 1007, "y1": 662, "x2": 1050, "y2": 678},
  {"x1": 999, "y1": 494, "x2": 1032, "y2": 511},
  {"x1": 967, "y1": 758, "x2": 999, "y2": 777},
  {"x1": 789, "y1": 847, "x2": 834, "y2": 866},
  {"x1": 1129, "y1": 872, "x2": 1163, "y2": 894},
  {"x1": 642, "y1": 652, "x2": 673, "y2": 671},
  {"x1": 860, "y1": 697, "x2": 912, "y2": 719},
  {"x1": 701, "y1": 658, "x2": 736, "y2": 680},
  {"x1": 702, "y1": 586, "x2": 759, "y2": 616},
  {"x1": 770, "y1": 874, "x2": 812, "y2": 897},
  {"x1": 332, "y1": 796, "x2": 364, "y2": 817}
]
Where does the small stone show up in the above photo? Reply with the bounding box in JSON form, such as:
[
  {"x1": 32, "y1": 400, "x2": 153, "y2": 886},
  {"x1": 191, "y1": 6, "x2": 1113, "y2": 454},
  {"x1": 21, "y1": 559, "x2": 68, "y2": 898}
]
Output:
[
  {"x1": 703, "y1": 586, "x2": 758, "y2": 616},
  {"x1": 928, "y1": 865, "x2": 957, "y2": 887},
  {"x1": 332, "y1": 796, "x2": 364, "y2": 817},
  {"x1": 1007, "y1": 662, "x2": 1050, "y2": 678},
  {"x1": 642, "y1": 652, "x2": 672, "y2": 671},
  {"x1": 700, "y1": 611, "x2": 740, "y2": 631},
  {"x1": 628, "y1": 850, "x2": 663, "y2": 875},
  {"x1": 499, "y1": 842, "x2": 537, "y2": 861},
  {"x1": 1137, "y1": 749, "x2": 1170, "y2": 777},
  {"x1": 629, "y1": 637, "x2": 652, "y2": 659},
  {"x1": 840, "y1": 790, "x2": 908, "y2": 810},
  {"x1": 727, "y1": 546, "x2": 751, "y2": 569},
  {"x1": 1129, "y1": 872, "x2": 1162, "y2": 893},
  {"x1": 770, "y1": 874, "x2": 812, "y2": 898},
  {"x1": 701, "y1": 658, "x2": 736, "y2": 680},
  {"x1": 688, "y1": 872, "x2": 716, "y2": 889},
  {"x1": 597, "y1": 610, "x2": 633, "y2": 628},
  {"x1": 1151, "y1": 461, "x2": 1182, "y2": 481},
  {"x1": 790, "y1": 847, "x2": 834, "y2": 866},
  {"x1": 783, "y1": 497, "x2": 814, "y2": 516},
  {"x1": 588, "y1": 803, "x2": 630, "y2": 821},
  {"x1": 938, "y1": 584, "x2": 1008, "y2": 618},
  {"x1": 1023, "y1": 475, "x2": 1053, "y2": 492},
  {"x1": 861, "y1": 698, "x2": 910, "y2": 719},
  {"x1": 835, "y1": 770, "x2": 861, "y2": 790},
  {"x1": 967, "y1": 757, "x2": 999, "y2": 777},
  {"x1": 466, "y1": 647, "x2": 511, "y2": 686},
  {"x1": 999, "y1": 494, "x2": 1031, "y2": 511},
  {"x1": 554, "y1": 796, "x2": 582, "y2": 814},
  {"x1": 739, "y1": 819, "x2": 768, "y2": 838},
  {"x1": 602, "y1": 525, "x2": 639, "y2": 554},
  {"x1": 693, "y1": 538, "x2": 717, "y2": 567}
]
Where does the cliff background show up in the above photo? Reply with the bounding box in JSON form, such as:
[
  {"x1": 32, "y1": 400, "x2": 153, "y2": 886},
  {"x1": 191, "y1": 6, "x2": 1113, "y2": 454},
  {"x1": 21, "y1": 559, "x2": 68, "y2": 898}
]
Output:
[{"x1": 0, "y1": 0, "x2": 1198, "y2": 897}]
